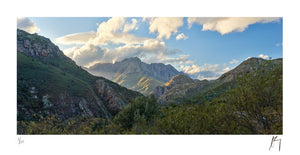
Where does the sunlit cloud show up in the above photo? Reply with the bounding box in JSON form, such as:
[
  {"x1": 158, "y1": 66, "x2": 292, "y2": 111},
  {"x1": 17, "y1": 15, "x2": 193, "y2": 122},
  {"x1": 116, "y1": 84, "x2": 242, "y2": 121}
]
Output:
[
  {"x1": 63, "y1": 44, "x2": 108, "y2": 67},
  {"x1": 180, "y1": 63, "x2": 234, "y2": 80},
  {"x1": 123, "y1": 18, "x2": 138, "y2": 32},
  {"x1": 180, "y1": 65, "x2": 201, "y2": 74},
  {"x1": 176, "y1": 33, "x2": 188, "y2": 40},
  {"x1": 17, "y1": 17, "x2": 40, "y2": 34},
  {"x1": 258, "y1": 54, "x2": 269, "y2": 59},
  {"x1": 145, "y1": 17, "x2": 184, "y2": 40},
  {"x1": 60, "y1": 17, "x2": 193, "y2": 67},
  {"x1": 55, "y1": 31, "x2": 96, "y2": 45},
  {"x1": 187, "y1": 17, "x2": 281, "y2": 35}
]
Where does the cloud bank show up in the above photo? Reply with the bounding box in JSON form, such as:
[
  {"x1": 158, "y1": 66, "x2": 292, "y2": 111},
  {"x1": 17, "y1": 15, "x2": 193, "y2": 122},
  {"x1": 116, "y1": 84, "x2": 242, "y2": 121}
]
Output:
[
  {"x1": 55, "y1": 17, "x2": 277, "y2": 80},
  {"x1": 180, "y1": 59, "x2": 235, "y2": 80},
  {"x1": 60, "y1": 17, "x2": 190, "y2": 67},
  {"x1": 188, "y1": 17, "x2": 280, "y2": 35}
]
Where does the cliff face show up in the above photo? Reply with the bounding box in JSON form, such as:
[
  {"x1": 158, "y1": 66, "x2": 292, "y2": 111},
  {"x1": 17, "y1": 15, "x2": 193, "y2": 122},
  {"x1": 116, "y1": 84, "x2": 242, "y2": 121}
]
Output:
[{"x1": 17, "y1": 29, "x2": 141, "y2": 121}]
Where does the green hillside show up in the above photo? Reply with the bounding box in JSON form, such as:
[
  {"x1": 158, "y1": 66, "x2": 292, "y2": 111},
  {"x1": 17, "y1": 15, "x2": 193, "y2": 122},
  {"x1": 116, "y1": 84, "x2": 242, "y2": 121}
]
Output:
[
  {"x1": 17, "y1": 29, "x2": 141, "y2": 125},
  {"x1": 19, "y1": 62, "x2": 282, "y2": 134}
]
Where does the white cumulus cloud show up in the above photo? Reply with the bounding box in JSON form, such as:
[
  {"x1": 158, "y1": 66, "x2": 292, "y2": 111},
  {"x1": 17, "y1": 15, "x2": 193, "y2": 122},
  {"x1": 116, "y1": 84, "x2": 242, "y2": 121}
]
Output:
[
  {"x1": 17, "y1": 17, "x2": 40, "y2": 34},
  {"x1": 180, "y1": 65, "x2": 201, "y2": 75},
  {"x1": 63, "y1": 44, "x2": 108, "y2": 67},
  {"x1": 123, "y1": 18, "x2": 138, "y2": 32},
  {"x1": 176, "y1": 33, "x2": 188, "y2": 40},
  {"x1": 181, "y1": 63, "x2": 234, "y2": 80},
  {"x1": 60, "y1": 17, "x2": 192, "y2": 67},
  {"x1": 258, "y1": 54, "x2": 269, "y2": 59},
  {"x1": 146, "y1": 17, "x2": 184, "y2": 40},
  {"x1": 187, "y1": 17, "x2": 281, "y2": 35}
]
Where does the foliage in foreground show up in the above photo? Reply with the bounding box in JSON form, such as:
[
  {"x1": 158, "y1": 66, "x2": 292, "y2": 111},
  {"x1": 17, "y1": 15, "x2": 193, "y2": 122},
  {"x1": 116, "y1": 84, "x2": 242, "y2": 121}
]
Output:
[{"x1": 18, "y1": 64, "x2": 282, "y2": 134}]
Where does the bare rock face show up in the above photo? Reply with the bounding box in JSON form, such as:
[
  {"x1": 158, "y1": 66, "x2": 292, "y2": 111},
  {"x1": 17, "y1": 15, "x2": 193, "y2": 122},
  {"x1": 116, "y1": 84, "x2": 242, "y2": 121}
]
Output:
[
  {"x1": 95, "y1": 79, "x2": 127, "y2": 114},
  {"x1": 17, "y1": 29, "x2": 62, "y2": 58},
  {"x1": 153, "y1": 86, "x2": 169, "y2": 99}
]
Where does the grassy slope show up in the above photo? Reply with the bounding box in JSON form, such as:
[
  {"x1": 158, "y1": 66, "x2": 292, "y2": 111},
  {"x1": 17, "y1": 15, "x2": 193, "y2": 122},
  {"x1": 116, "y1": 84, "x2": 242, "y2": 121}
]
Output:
[{"x1": 17, "y1": 52, "x2": 94, "y2": 97}]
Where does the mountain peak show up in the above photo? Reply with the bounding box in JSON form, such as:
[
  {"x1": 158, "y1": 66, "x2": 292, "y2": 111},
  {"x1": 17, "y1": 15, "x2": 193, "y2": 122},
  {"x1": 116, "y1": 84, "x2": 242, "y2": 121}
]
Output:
[
  {"x1": 121, "y1": 57, "x2": 142, "y2": 63},
  {"x1": 87, "y1": 57, "x2": 181, "y2": 94},
  {"x1": 164, "y1": 74, "x2": 194, "y2": 87}
]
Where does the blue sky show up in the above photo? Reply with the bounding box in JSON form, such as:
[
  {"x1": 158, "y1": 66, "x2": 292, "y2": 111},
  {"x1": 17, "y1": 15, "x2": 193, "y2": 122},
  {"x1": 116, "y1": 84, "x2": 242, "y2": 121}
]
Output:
[{"x1": 17, "y1": 17, "x2": 282, "y2": 80}]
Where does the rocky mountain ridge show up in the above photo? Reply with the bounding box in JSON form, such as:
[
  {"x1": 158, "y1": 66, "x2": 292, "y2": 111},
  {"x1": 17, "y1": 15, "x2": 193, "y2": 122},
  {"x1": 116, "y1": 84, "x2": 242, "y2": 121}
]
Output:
[
  {"x1": 17, "y1": 29, "x2": 141, "y2": 121},
  {"x1": 87, "y1": 57, "x2": 182, "y2": 94}
]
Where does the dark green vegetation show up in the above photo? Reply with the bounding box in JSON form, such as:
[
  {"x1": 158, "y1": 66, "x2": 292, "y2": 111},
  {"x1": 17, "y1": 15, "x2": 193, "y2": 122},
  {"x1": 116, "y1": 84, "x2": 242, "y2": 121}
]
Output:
[{"x1": 18, "y1": 60, "x2": 282, "y2": 134}]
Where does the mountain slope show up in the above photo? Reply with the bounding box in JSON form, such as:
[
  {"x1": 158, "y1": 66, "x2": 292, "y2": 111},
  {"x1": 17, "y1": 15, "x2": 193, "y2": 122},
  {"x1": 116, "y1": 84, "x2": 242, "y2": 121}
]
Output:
[
  {"x1": 154, "y1": 57, "x2": 283, "y2": 104},
  {"x1": 17, "y1": 29, "x2": 141, "y2": 121},
  {"x1": 87, "y1": 57, "x2": 181, "y2": 94}
]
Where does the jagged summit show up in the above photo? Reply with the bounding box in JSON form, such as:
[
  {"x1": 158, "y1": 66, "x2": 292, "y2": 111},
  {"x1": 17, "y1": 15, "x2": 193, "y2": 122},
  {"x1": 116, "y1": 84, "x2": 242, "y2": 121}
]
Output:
[
  {"x1": 120, "y1": 56, "x2": 142, "y2": 63},
  {"x1": 87, "y1": 57, "x2": 181, "y2": 94}
]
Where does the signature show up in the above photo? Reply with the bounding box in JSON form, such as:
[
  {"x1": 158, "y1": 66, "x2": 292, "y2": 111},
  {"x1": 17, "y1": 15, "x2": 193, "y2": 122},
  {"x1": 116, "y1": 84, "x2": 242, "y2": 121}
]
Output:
[
  {"x1": 18, "y1": 137, "x2": 24, "y2": 144},
  {"x1": 269, "y1": 136, "x2": 281, "y2": 151}
]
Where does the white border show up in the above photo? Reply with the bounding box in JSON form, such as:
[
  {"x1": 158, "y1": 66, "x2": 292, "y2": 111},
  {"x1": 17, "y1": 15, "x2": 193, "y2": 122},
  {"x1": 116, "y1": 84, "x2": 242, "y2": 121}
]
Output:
[{"x1": 1, "y1": 0, "x2": 299, "y2": 154}]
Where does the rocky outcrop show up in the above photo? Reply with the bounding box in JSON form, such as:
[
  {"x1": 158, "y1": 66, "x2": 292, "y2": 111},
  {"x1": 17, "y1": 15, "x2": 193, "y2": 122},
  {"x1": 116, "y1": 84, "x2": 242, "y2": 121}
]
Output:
[
  {"x1": 154, "y1": 74, "x2": 194, "y2": 99},
  {"x1": 164, "y1": 74, "x2": 194, "y2": 87},
  {"x1": 153, "y1": 85, "x2": 169, "y2": 99},
  {"x1": 96, "y1": 79, "x2": 127, "y2": 113},
  {"x1": 17, "y1": 29, "x2": 62, "y2": 58}
]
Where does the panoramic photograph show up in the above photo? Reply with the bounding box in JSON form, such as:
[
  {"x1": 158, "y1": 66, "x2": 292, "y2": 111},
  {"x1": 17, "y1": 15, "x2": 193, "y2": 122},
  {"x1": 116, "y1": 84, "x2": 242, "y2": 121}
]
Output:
[{"x1": 17, "y1": 17, "x2": 282, "y2": 134}]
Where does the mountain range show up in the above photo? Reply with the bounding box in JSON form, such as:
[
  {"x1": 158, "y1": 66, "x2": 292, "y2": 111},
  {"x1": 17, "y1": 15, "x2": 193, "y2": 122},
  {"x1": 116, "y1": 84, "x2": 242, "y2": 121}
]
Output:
[
  {"x1": 87, "y1": 57, "x2": 181, "y2": 94},
  {"x1": 153, "y1": 57, "x2": 282, "y2": 104},
  {"x1": 17, "y1": 29, "x2": 141, "y2": 121},
  {"x1": 17, "y1": 29, "x2": 283, "y2": 121}
]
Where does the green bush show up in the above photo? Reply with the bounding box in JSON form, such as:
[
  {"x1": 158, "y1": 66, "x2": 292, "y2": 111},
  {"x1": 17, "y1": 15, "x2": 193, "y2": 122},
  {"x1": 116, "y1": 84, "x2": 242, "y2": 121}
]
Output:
[{"x1": 114, "y1": 95, "x2": 158, "y2": 131}]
